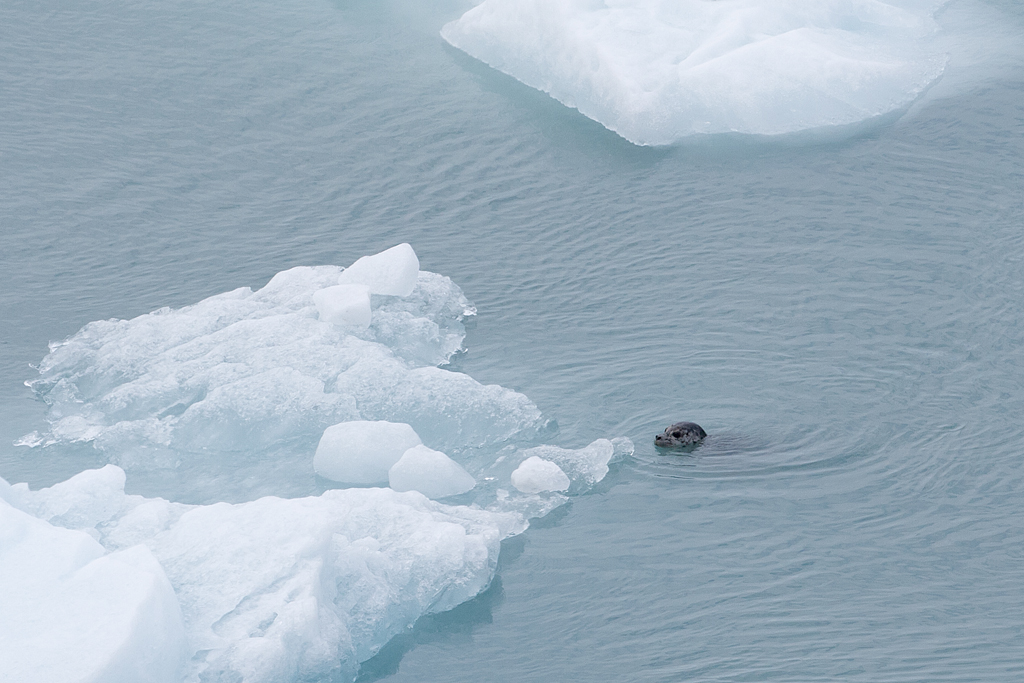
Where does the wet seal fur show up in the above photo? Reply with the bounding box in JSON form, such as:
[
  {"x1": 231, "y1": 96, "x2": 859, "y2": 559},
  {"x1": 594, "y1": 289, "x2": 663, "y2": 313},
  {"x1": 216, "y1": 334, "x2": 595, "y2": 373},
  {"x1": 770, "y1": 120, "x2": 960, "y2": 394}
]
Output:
[{"x1": 655, "y1": 422, "x2": 707, "y2": 448}]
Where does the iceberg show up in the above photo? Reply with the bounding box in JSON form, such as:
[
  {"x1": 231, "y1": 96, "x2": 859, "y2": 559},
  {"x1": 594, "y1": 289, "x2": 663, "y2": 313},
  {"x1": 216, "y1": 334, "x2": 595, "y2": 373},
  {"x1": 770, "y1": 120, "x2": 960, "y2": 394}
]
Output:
[{"x1": 442, "y1": 0, "x2": 949, "y2": 144}]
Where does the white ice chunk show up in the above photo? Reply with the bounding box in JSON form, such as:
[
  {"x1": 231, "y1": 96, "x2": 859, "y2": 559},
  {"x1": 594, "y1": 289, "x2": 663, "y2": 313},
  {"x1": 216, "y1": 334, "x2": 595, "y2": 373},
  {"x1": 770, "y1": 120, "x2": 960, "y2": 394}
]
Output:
[
  {"x1": 314, "y1": 420, "x2": 423, "y2": 485},
  {"x1": 313, "y1": 284, "x2": 372, "y2": 329},
  {"x1": 389, "y1": 445, "x2": 477, "y2": 499},
  {"x1": 516, "y1": 438, "x2": 625, "y2": 493},
  {"x1": 442, "y1": 0, "x2": 948, "y2": 144},
  {"x1": 0, "y1": 499, "x2": 185, "y2": 683},
  {"x1": 510, "y1": 456, "x2": 570, "y2": 494},
  {"x1": 337, "y1": 243, "x2": 420, "y2": 297}
]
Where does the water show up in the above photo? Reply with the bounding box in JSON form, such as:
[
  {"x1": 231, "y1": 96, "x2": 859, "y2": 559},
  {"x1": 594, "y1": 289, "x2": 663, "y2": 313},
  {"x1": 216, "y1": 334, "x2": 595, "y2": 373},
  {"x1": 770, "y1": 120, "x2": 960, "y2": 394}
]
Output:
[{"x1": 2, "y1": 0, "x2": 1023, "y2": 680}]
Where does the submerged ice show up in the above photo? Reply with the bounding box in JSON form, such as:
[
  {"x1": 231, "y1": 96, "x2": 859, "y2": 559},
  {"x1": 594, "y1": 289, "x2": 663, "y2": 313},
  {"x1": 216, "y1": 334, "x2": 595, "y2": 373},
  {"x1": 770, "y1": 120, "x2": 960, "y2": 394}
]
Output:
[
  {"x1": 442, "y1": 0, "x2": 949, "y2": 144},
  {"x1": 7, "y1": 244, "x2": 634, "y2": 682}
]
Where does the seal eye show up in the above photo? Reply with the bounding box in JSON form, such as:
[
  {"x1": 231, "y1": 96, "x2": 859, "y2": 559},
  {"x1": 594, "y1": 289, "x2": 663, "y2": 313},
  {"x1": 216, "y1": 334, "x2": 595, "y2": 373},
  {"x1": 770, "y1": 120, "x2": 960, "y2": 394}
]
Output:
[{"x1": 672, "y1": 431, "x2": 681, "y2": 438}]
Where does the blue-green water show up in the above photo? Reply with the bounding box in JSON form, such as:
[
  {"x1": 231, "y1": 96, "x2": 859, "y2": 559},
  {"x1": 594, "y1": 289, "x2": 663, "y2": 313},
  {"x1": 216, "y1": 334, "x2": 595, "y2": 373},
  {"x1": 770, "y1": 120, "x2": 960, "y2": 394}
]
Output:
[{"x1": 2, "y1": 0, "x2": 1023, "y2": 680}]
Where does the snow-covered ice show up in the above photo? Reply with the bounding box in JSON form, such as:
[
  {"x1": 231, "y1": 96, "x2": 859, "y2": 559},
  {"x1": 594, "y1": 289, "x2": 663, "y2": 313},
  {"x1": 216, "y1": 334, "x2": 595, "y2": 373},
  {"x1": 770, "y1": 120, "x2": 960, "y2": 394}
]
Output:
[
  {"x1": 389, "y1": 444, "x2": 477, "y2": 499},
  {"x1": 442, "y1": 0, "x2": 949, "y2": 144},
  {"x1": 510, "y1": 456, "x2": 570, "y2": 494},
  {"x1": 314, "y1": 420, "x2": 423, "y2": 485}
]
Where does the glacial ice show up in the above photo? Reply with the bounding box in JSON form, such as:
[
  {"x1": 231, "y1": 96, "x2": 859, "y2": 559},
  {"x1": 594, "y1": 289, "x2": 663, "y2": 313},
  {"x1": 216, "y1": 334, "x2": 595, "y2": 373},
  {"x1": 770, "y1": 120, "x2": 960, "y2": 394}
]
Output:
[
  {"x1": 510, "y1": 456, "x2": 570, "y2": 494},
  {"x1": 336, "y1": 242, "x2": 420, "y2": 297},
  {"x1": 389, "y1": 444, "x2": 477, "y2": 499},
  {"x1": 2, "y1": 467, "x2": 518, "y2": 683},
  {"x1": 313, "y1": 284, "x2": 372, "y2": 329},
  {"x1": 514, "y1": 438, "x2": 619, "y2": 495},
  {"x1": 22, "y1": 246, "x2": 541, "y2": 501},
  {"x1": 442, "y1": 0, "x2": 949, "y2": 144},
  {"x1": 314, "y1": 420, "x2": 423, "y2": 485},
  {"x1": 0, "y1": 488, "x2": 186, "y2": 683},
  {"x1": 8, "y1": 244, "x2": 635, "y2": 683},
  {"x1": 2, "y1": 438, "x2": 633, "y2": 683}
]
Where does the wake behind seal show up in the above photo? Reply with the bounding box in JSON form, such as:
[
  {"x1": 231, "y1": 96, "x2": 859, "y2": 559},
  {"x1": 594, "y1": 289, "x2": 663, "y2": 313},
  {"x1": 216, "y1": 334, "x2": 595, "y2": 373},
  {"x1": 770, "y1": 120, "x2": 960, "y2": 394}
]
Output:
[{"x1": 655, "y1": 422, "x2": 707, "y2": 448}]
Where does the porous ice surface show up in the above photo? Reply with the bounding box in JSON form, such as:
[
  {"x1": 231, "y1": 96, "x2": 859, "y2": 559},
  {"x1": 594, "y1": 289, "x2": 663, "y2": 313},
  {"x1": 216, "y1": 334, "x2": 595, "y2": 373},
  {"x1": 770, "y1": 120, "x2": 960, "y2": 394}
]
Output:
[
  {"x1": 389, "y1": 444, "x2": 477, "y2": 499},
  {"x1": 442, "y1": 0, "x2": 949, "y2": 144},
  {"x1": 8, "y1": 246, "x2": 635, "y2": 682},
  {"x1": 314, "y1": 420, "x2": 423, "y2": 485}
]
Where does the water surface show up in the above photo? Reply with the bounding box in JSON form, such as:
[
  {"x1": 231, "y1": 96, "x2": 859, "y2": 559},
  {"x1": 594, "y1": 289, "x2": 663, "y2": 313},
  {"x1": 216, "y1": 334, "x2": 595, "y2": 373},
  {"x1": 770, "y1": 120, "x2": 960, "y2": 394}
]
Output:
[{"x1": 2, "y1": 0, "x2": 1023, "y2": 680}]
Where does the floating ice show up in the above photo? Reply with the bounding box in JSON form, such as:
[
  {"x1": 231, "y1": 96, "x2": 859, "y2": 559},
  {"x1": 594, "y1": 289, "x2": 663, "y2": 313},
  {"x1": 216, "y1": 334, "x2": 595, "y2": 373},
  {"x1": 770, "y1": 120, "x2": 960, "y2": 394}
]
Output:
[
  {"x1": 4, "y1": 466, "x2": 520, "y2": 683},
  {"x1": 510, "y1": 456, "x2": 570, "y2": 494},
  {"x1": 442, "y1": 0, "x2": 949, "y2": 144},
  {"x1": 22, "y1": 246, "x2": 540, "y2": 501},
  {"x1": 337, "y1": 242, "x2": 420, "y2": 297},
  {"x1": 313, "y1": 284, "x2": 372, "y2": 329},
  {"x1": 313, "y1": 420, "x2": 423, "y2": 485},
  {"x1": 0, "y1": 489, "x2": 185, "y2": 683},
  {"x1": 10, "y1": 245, "x2": 637, "y2": 683},
  {"x1": 514, "y1": 438, "x2": 623, "y2": 495},
  {"x1": 389, "y1": 444, "x2": 477, "y2": 499}
]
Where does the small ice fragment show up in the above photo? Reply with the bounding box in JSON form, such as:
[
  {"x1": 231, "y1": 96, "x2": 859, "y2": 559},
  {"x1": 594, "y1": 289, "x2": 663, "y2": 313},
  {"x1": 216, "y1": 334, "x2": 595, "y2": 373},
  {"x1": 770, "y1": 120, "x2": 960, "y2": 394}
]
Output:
[
  {"x1": 389, "y1": 445, "x2": 476, "y2": 499},
  {"x1": 515, "y1": 438, "x2": 620, "y2": 493},
  {"x1": 337, "y1": 243, "x2": 420, "y2": 297},
  {"x1": 313, "y1": 284, "x2": 372, "y2": 329},
  {"x1": 510, "y1": 456, "x2": 570, "y2": 494},
  {"x1": 314, "y1": 421, "x2": 423, "y2": 485}
]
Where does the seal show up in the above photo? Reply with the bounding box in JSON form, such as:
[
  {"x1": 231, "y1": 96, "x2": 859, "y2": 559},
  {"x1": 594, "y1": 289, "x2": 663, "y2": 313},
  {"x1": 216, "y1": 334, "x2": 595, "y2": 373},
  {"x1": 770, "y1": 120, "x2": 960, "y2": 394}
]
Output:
[{"x1": 654, "y1": 422, "x2": 707, "y2": 448}]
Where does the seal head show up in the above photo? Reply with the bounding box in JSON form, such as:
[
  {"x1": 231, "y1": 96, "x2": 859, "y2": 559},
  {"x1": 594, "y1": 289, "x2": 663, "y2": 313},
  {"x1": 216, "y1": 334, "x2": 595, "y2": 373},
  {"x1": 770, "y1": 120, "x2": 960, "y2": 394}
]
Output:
[{"x1": 655, "y1": 422, "x2": 707, "y2": 448}]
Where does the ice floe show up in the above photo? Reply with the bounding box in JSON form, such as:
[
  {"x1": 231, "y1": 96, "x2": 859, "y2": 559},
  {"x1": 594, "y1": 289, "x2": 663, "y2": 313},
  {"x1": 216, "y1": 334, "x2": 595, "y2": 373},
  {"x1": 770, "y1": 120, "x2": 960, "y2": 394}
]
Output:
[
  {"x1": 8, "y1": 244, "x2": 635, "y2": 682},
  {"x1": 443, "y1": 0, "x2": 949, "y2": 144},
  {"x1": 21, "y1": 247, "x2": 539, "y2": 500},
  {"x1": 2, "y1": 466, "x2": 515, "y2": 683}
]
